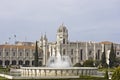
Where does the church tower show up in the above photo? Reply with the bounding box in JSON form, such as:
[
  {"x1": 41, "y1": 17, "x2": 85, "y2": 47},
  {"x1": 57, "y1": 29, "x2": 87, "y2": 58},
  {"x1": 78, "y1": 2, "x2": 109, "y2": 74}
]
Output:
[
  {"x1": 56, "y1": 24, "x2": 69, "y2": 56},
  {"x1": 38, "y1": 34, "x2": 48, "y2": 66},
  {"x1": 57, "y1": 24, "x2": 68, "y2": 45},
  {"x1": 43, "y1": 34, "x2": 48, "y2": 66}
]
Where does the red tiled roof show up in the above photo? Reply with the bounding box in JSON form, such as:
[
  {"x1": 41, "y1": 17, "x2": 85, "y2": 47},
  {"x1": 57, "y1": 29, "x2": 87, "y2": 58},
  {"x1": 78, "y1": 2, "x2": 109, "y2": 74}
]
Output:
[
  {"x1": 99, "y1": 41, "x2": 113, "y2": 45},
  {"x1": 0, "y1": 45, "x2": 35, "y2": 50}
]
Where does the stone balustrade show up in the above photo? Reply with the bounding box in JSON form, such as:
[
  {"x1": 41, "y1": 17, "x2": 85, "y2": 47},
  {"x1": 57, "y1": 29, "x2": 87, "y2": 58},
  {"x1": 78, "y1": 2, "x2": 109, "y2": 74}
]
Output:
[{"x1": 21, "y1": 67, "x2": 98, "y2": 77}]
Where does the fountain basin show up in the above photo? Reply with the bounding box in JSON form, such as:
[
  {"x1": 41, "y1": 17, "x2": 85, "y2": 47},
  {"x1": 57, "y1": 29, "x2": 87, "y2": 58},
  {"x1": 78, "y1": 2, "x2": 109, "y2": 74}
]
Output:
[{"x1": 21, "y1": 67, "x2": 98, "y2": 77}]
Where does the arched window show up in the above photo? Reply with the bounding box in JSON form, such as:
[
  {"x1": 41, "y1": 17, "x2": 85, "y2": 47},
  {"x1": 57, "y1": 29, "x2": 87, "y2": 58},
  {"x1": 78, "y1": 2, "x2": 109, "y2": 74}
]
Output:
[
  {"x1": 97, "y1": 50, "x2": 100, "y2": 60},
  {"x1": 80, "y1": 49, "x2": 83, "y2": 60},
  {"x1": 63, "y1": 49, "x2": 66, "y2": 55},
  {"x1": 71, "y1": 49, "x2": 74, "y2": 55},
  {"x1": 117, "y1": 52, "x2": 119, "y2": 55},
  {"x1": 63, "y1": 39, "x2": 65, "y2": 44},
  {"x1": 0, "y1": 52, "x2": 1, "y2": 56},
  {"x1": 0, "y1": 60, "x2": 2, "y2": 65},
  {"x1": 89, "y1": 51, "x2": 92, "y2": 55},
  {"x1": 39, "y1": 52, "x2": 43, "y2": 57},
  {"x1": 12, "y1": 60, "x2": 16, "y2": 65},
  {"x1": 26, "y1": 52, "x2": 29, "y2": 56},
  {"x1": 6, "y1": 52, "x2": 8, "y2": 56},
  {"x1": 19, "y1": 60, "x2": 23, "y2": 65},
  {"x1": 5, "y1": 60, "x2": 10, "y2": 66},
  {"x1": 71, "y1": 58, "x2": 73, "y2": 63},
  {"x1": 32, "y1": 61, "x2": 34, "y2": 66},
  {"x1": 25, "y1": 60, "x2": 30, "y2": 66},
  {"x1": 39, "y1": 61, "x2": 42, "y2": 66},
  {"x1": 20, "y1": 52, "x2": 22, "y2": 56},
  {"x1": 13, "y1": 52, "x2": 15, "y2": 56}
]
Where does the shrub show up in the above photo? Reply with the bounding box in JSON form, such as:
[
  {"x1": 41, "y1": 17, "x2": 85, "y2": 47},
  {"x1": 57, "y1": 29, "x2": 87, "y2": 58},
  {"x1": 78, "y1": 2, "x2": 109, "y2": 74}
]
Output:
[
  {"x1": 83, "y1": 60, "x2": 94, "y2": 67},
  {"x1": 104, "y1": 69, "x2": 109, "y2": 79},
  {"x1": 112, "y1": 67, "x2": 120, "y2": 80},
  {"x1": 73, "y1": 63, "x2": 82, "y2": 67}
]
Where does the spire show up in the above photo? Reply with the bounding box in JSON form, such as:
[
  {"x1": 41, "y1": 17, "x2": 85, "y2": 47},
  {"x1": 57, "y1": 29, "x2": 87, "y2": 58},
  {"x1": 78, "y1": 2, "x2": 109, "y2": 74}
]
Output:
[
  {"x1": 43, "y1": 33, "x2": 47, "y2": 41},
  {"x1": 62, "y1": 22, "x2": 64, "y2": 26},
  {"x1": 57, "y1": 23, "x2": 68, "y2": 33},
  {"x1": 40, "y1": 34, "x2": 43, "y2": 41}
]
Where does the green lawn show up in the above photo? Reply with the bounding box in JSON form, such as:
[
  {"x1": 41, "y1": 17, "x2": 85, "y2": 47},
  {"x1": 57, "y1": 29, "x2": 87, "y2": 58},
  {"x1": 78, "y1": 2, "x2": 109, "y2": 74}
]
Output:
[
  {"x1": 0, "y1": 76, "x2": 7, "y2": 79},
  {"x1": 98, "y1": 68, "x2": 115, "y2": 72},
  {"x1": 0, "y1": 77, "x2": 109, "y2": 80}
]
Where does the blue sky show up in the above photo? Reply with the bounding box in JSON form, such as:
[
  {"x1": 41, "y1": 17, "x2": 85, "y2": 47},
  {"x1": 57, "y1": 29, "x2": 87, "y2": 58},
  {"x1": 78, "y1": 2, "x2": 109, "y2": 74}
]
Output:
[{"x1": 0, "y1": 0, "x2": 120, "y2": 44}]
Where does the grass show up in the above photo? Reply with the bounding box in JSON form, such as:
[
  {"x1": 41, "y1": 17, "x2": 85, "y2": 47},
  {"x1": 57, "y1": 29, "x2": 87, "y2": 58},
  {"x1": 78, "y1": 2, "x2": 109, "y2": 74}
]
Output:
[
  {"x1": 0, "y1": 76, "x2": 7, "y2": 79},
  {"x1": 98, "y1": 68, "x2": 115, "y2": 72},
  {"x1": 0, "y1": 77, "x2": 109, "y2": 80}
]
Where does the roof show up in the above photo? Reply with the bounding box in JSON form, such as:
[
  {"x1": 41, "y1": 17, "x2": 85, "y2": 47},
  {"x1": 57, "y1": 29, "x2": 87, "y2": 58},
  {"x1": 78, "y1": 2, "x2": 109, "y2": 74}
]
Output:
[
  {"x1": 99, "y1": 41, "x2": 113, "y2": 45},
  {"x1": 57, "y1": 24, "x2": 68, "y2": 33},
  {"x1": 0, "y1": 45, "x2": 35, "y2": 50}
]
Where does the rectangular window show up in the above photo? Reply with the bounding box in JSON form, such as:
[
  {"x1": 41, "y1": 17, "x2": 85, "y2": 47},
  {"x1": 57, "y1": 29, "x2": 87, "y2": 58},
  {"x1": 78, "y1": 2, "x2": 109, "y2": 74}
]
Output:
[
  {"x1": 20, "y1": 52, "x2": 22, "y2": 56},
  {"x1": 89, "y1": 51, "x2": 92, "y2": 55},
  {"x1": 6, "y1": 52, "x2": 8, "y2": 56},
  {"x1": 71, "y1": 49, "x2": 73, "y2": 55},
  {"x1": 117, "y1": 52, "x2": 119, "y2": 55},
  {"x1": 97, "y1": 50, "x2": 100, "y2": 60},
  {"x1": 80, "y1": 49, "x2": 83, "y2": 60},
  {"x1": 63, "y1": 49, "x2": 65, "y2": 55},
  {"x1": 13, "y1": 52, "x2": 15, "y2": 56},
  {"x1": 71, "y1": 58, "x2": 73, "y2": 63},
  {"x1": 26, "y1": 52, "x2": 29, "y2": 56}
]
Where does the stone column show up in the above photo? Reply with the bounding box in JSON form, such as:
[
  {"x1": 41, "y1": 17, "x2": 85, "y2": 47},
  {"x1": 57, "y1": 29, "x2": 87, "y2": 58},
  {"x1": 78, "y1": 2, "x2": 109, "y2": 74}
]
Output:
[
  {"x1": 76, "y1": 41, "x2": 79, "y2": 63},
  {"x1": 2, "y1": 48, "x2": 5, "y2": 66},
  {"x1": 55, "y1": 70, "x2": 57, "y2": 76},
  {"x1": 93, "y1": 42, "x2": 96, "y2": 61},
  {"x1": 44, "y1": 70, "x2": 46, "y2": 76},
  {"x1": 15, "y1": 47, "x2": 18, "y2": 65},
  {"x1": 39, "y1": 69, "x2": 41, "y2": 76},
  {"x1": 85, "y1": 42, "x2": 88, "y2": 60},
  {"x1": 29, "y1": 49, "x2": 32, "y2": 66},
  {"x1": 9, "y1": 47, "x2": 12, "y2": 65},
  {"x1": 23, "y1": 48, "x2": 26, "y2": 65}
]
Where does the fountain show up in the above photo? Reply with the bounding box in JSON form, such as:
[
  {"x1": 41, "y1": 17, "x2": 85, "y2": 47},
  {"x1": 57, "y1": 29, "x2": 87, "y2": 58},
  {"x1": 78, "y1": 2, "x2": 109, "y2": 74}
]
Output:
[
  {"x1": 0, "y1": 47, "x2": 98, "y2": 79},
  {"x1": 19, "y1": 48, "x2": 98, "y2": 79},
  {"x1": 46, "y1": 48, "x2": 72, "y2": 68}
]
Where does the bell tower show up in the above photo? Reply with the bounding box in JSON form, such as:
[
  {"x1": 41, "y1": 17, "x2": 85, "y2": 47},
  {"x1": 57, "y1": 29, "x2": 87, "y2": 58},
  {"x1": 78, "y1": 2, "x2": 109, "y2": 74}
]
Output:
[{"x1": 56, "y1": 24, "x2": 68, "y2": 45}]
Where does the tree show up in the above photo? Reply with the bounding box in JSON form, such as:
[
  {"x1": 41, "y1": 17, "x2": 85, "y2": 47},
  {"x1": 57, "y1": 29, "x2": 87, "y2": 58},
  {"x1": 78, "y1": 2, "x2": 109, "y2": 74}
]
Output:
[
  {"x1": 34, "y1": 41, "x2": 39, "y2": 67},
  {"x1": 73, "y1": 63, "x2": 82, "y2": 67},
  {"x1": 101, "y1": 45, "x2": 108, "y2": 68},
  {"x1": 109, "y1": 43, "x2": 116, "y2": 68},
  {"x1": 112, "y1": 67, "x2": 120, "y2": 80},
  {"x1": 83, "y1": 60, "x2": 94, "y2": 67},
  {"x1": 104, "y1": 69, "x2": 109, "y2": 79},
  {"x1": 94, "y1": 60, "x2": 101, "y2": 67}
]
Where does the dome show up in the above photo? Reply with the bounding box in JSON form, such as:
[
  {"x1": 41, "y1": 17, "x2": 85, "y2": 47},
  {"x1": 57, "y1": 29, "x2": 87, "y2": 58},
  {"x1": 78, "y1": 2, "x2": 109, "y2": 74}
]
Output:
[{"x1": 57, "y1": 24, "x2": 68, "y2": 33}]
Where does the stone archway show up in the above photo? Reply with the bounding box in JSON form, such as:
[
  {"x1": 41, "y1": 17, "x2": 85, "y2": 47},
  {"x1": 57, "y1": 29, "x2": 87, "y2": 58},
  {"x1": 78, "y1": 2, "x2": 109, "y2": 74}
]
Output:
[
  {"x1": 25, "y1": 60, "x2": 30, "y2": 66},
  {"x1": 5, "y1": 60, "x2": 10, "y2": 66},
  {"x1": 0, "y1": 60, "x2": 2, "y2": 66},
  {"x1": 39, "y1": 61, "x2": 42, "y2": 66},
  {"x1": 32, "y1": 60, "x2": 34, "y2": 66},
  {"x1": 18, "y1": 60, "x2": 23, "y2": 65},
  {"x1": 12, "y1": 60, "x2": 16, "y2": 65}
]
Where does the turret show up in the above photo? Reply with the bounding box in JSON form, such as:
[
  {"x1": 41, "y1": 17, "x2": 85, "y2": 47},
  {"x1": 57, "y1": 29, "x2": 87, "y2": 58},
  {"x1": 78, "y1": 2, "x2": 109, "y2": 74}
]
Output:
[
  {"x1": 43, "y1": 34, "x2": 48, "y2": 65},
  {"x1": 38, "y1": 34, "x2": 48, "y2": 66},
  {"x1": 39, "y1": 35, "x2": 43, "y2": 48},
  {"x1": 57, "y1": 24, "x2": 68, "y2": 44}
]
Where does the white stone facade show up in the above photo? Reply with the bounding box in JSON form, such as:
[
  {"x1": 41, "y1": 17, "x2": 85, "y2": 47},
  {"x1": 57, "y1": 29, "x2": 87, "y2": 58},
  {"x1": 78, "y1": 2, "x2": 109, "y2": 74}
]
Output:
[
  {"x1": 0, "y1": 24, "x2": 120, "y2": 67},
  {"x1": 38, "y1": 24, "x2": 120, "y2": 66},
  {"x1": 0, "y1": 44, "x2": 43, "y2": 67}
]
